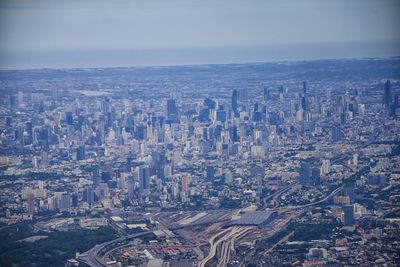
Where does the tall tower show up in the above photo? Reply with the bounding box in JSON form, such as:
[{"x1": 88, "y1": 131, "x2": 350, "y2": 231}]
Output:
[
  {"x1": 343, "y1": 205, "x2": 355, "y2": 226},
  {"x1": 303, "y1": 81, "x2": 307, "y2": 96},
  {"x1": 232, "y1": 90, "x2": 239, "y2": 117},
  {"x1": 299, "y1": 161, "x2": 311, "y2": 187},
  {"x1": 167, "y1": 99, "x2": 178, "y2": 122},
  {"x1": 263, "y1": 86, "x2": 270, "y2": 101},
  {"x1": 92, "y1": 165, "x2": 100, "y2": 189},
  {"x1": 76, "y1": 145, "x2": 85, "y2": 161},
  {"x1": 384, "y1": 80, "x2": 392, "y2": 107},
  {"x1": 27, "y1": 192, "x2": 35, "y2": 215},
  {"x1": 85, "y1": 186, "x2": 93, "y2": 208},
  {"x1": 182, "y1": 175, "x2": 190, "y2": 193},
  {"x1": 139, "y1": 165, "x2": 150, "y2": 193}
]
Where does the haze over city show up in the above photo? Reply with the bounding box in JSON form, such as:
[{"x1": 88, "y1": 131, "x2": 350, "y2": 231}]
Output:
[
  {"x1": 0, "y1": 0, "x2": 400, "y2": 69},
  {"x1": 0, "y1": 1, "x2": 400, "y2": 267}
]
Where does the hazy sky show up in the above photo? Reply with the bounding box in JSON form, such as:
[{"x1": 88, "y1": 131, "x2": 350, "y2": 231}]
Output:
[{"x1": 0, "y1": 0, "x2": 399, "y2": 69}]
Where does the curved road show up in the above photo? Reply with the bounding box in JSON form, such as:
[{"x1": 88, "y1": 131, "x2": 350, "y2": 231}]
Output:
[
  {"x1": 78, "y1": 231, "x2": 152, "y2": 267},
  {"x1": 199, "y1": 226, "x2": 251, "y2": 267}
]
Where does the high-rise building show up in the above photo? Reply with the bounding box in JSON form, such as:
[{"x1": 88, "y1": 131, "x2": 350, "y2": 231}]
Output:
[
  {"x1": 216, "y1": 110, "x2": 227, "y2": 123},
  {"x1": 38, "y1": 180, "x2": 44, "y2": 190},
  {"x1": 321, "y1": 159, "x2": 331, "y2": 174},
  {"x1": 206, "y1": 165, "x2": 215, "y2": 181},
  {"x1": 76, "y1": 145, "x2": 85, "y2": 161},
  {"x1": 71, "y1": 192, "x2": 78, "y2": 208},
  {"x1": 25, "y1": 121, "x2": 33, "y2": 145},
  {"x1": 92, "y1": 166, "x2": 100, "y2": 189},
  {"x1": 232, "y1": 90, "x2": 238, "y2": 117},
  {"x1": 343, "y1": 205, "x2": 355, "y2": 226},
  {"x1": 15, "y1": 126, "x2": 24, "y2": 147},
  {"x1": 98, "y1": 183, "x2": 109, "y2": 199},
  {"x1": 311, "y1": 168, "x2": 321, "y2": 186},
  {"x1": 27, "y1": 192, "x2": 35, "y2": 215},
  {"x1": 127, "y1": 176, "x2": 135, "y2": 198},
  {"x1": 257, "y1": 175, "x2": 262, "y2": 195},
  {"x1": 139, "y1": 165, "x2": 150, "y2": 193},
  {"x1": 384, "y1": 80, "x2": 392, "y2": 107},
  {"x1": 204, "y1": 97, "x2": 216, "y2": 110},
  {"x1": 59, "y1": 193, "x2": 71, "y2": 212},
  {"x1": 229, "y1": 126, "x2": 239, "y2": 143},
  {"x1": 343, "y1": 186, "x2": 355, "y2": 204},
  {"x1": 167, "y1": 99, "x2": 178, "y2": 122},
  {"x1": 182, "y1": 175, "x2": 190, "y2": 193},
  {"x1": 302, "y1": 81, "x2": 308, "y2": 111},
  {"x1": 225, "y1": 170, "x2": 233, "y2": 184},
  {"x1": 5, "y1": 117, "x2": 12, "y2": 127},
  {"x1": 263, "y1": 86, "x2": 270, "y2": 101},
  {"x1": 66, "y1": 111, "x2": 74, "y2": 125},
  {"x1": 331, "y1": 126, "x2": 342, "y2": 142},
  {"x1": 301, "y1": 96, "x2": 307, "y2": 111},
  {"x1": 48, "y1": 196, "x2": 58, "y2": 211},
  {"x1": 85, "y1": 186, "x2": 94, "y2": 208},
  {"x1": 299, "y1": 161, "x2": 311, "y2": 186},
  {"x1": 39, "y1": 127, "x2": 49, "y2": 148}
]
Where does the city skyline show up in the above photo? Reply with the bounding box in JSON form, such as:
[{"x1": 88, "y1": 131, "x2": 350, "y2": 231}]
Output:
[{"x1": 0, "y1": 1, "x2": 399, "y2": 267}]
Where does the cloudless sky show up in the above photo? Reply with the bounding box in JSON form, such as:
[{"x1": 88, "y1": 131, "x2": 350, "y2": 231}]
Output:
[{"x1": 0, "y1": 0, "x2": 399, "y2": 69}]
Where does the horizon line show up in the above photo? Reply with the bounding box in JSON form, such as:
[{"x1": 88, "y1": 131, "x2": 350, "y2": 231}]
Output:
[{"x1": 1, "y1": 55, "x2": 400, "y2": 73}]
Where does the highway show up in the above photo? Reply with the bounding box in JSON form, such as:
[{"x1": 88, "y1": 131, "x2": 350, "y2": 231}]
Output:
[
  {"x1": 261, "y1": 185, "x2": 291, "y2": 207},
  {"x1": 78, "y1": 231, "x2": 152, "y2": 267},
  {"x1": 78, "y1": 132, "x2": 381, "y2": 267},
  {"x1": 263, "y1": 231, "x2": 294, "y2": 255},
  {"x1": 282, "y1": 184, "x2": 344, "y2": 212},
  {"x1": 199, "y1": 226, "x2": 252, "y2": 267},
  {"x1": 217, "y1": 226, "x2": 252, "y2": 267},
  {"x1": 198, "y1": 227, "x2": 232, "y2": 267}
]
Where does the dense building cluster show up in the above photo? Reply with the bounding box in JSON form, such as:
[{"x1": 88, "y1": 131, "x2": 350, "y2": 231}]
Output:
[{"x1": 0, "y1": 59, "x2": 399, "y2": 266}]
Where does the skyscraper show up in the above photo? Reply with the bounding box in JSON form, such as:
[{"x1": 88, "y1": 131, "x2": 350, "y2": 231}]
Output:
[
  {"x1": 139, "y1": 165, "x2": 150, "y2": 193},
  {"x1": 225, "y1": 170, "x2": 233, "y2": 184},
  {"x1": 232, "y1": 90, "x2": 239, "y2": 117},
  {"x1": 343, "y1": 186, "x2": 355, "y2": 204},
  {"x1": 71, "y1": 192, "x2": 78, "y2": 208},
  {"x1": 229, "y1": 126, "x2": 239, "y2": 143},
  {"x1": 182, "y1": 175, "x2": 190, "y2": 193},
  {"x1": 204, "y1": 97, "x2": 216, "y2": 110},
  {"x1": 301, "y1": 96, "x2": 307, "y2": 111},
  {"x1": 76, "y1": 145, "x2": 85, "y2": 161},
  {"x1": 127, "y1": 176, "x2": 135, "y2": 198},
  {"x1": 27, "y1": 192, "x2": 35, "y2": 215},
  {"x1": 85, "y1": 186, "x2": 93, "y2": 208},
  {"x1": 302, "y1": 81, "x2": 308, "y2": 110},
  {"x1": 343, "y1": 205, "x2": 355, "y2": 226},
  {"x1": 66, "y1": 111, "x2": 74, "y2": 125},
  {"x1": 331, "y1": 126, "x2": 342, "y2": 142},
  {"x1": 311, "y1": 168, "x2": 321, "y2": 186},
  {"x1": 299, "y1": 161, "x2": 311, "y2": 187},
  {"x1": 167, "y1": 99, "x2": 178, "y2": 122},
  {"x1": 263, "y1": 86, "x2": 270, "y2": 101},
  {"x1": 26, "y1": 121, "x2": 33, "y2": 145},
  {"x1": 206, "y1": 165, "x2": 215, "y2": 181},
  {"x1": 384, "y1": 80, "x2": 392, "y2": 107},
  {"x1": 92, "y1": 166, "x2": 100, "y2": 189},
  {"x1": 59, "y1": 193, "x2": 71, "y2": 212},
  {"x1": 216, "y1": 110, "x2": 227, "y2": 123}
]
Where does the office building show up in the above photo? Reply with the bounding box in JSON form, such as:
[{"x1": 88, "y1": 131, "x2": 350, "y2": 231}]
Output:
[{"x1": 343, "y1": 205, "x2": 355, "y2": 226}]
